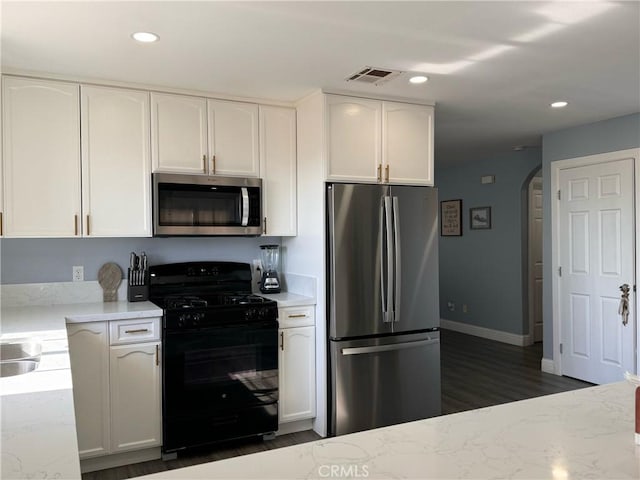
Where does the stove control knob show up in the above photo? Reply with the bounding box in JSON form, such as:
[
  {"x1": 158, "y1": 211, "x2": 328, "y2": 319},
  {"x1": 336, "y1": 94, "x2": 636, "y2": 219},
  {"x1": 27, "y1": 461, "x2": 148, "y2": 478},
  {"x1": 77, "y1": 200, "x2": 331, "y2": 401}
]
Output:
[
  {"x1": 178, "y1": 314, "x2": 188, "y2": 327},
  {"x1": 192, "y1": 313, "x2": 203, "y2": 326},
  {"x1": 245, "y1": 309, "x2": 256, "y2": 320}
]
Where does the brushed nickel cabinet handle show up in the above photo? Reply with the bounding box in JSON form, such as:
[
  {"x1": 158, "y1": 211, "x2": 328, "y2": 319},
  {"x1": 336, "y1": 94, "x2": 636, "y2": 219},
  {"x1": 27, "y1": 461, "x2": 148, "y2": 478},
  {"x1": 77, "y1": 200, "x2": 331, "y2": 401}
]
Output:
[
  {"x1": 202, "y1": 154, "x2": 206, "y2": 171},
  {"x1": 124, "y1": 328, "x2": 149, "y2": 334},
  {"x1": 212, "y1": 155, "x2": 216, "y2": 174},
  {"x1": 155, "y1": 344, "x2": 159, "y2": 366},
  {"x1": 287, "y1": 314, "x2": 307, "y2": 318},
  {"x1": 74, "y1": 215, "x2": 78, "y2": 236},
  {"x1": 280, "y1": 332, "x2": 284, "y2": 351},
  {"x1": 377, "y1": 164, "x2": 382, "y2": 182},
  {"x1": 264, "y1": 217, "x2": 267, "y2": 235},
  {"x1": 385, "y1": 165, "x2": 390, "y2": 183},
  {"x1": 86, "y1": 215, "x2": 91, "y2": 236},
  {"x1": 1, "y1": 212, "x2": 4, "y2": 236}
]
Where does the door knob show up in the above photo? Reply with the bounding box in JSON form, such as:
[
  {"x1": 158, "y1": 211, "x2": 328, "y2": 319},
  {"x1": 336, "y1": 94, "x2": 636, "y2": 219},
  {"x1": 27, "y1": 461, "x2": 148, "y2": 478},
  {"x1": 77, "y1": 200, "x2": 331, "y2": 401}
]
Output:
[{"x1": 619, "y1": 284, "x2": 630, "y2": 326}]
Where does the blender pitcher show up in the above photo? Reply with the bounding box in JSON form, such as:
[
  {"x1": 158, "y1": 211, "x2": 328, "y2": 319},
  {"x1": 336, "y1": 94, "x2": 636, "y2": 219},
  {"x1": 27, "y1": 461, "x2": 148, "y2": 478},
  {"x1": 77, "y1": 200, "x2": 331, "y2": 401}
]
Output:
[{"x1": 260, "y1": 244, "x2": 281, "y2": 293}]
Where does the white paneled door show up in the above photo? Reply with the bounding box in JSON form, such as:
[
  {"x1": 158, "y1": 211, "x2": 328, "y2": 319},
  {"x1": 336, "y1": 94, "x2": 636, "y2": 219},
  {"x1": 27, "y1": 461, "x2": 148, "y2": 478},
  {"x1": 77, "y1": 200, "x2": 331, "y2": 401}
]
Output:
[{"x1": 559, "y1": 156, "x2": 635, "y2": 384}]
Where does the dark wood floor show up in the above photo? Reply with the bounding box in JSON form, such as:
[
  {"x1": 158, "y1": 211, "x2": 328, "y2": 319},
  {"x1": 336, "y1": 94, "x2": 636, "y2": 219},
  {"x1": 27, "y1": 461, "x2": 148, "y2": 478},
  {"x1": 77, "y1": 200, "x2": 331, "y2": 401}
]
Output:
[
  {"x1": 441, "y1": 328, "x2": 592, "y2": 414},
  {"x1": 84, "y1": 329, "x2": 592, "y2": 480}
]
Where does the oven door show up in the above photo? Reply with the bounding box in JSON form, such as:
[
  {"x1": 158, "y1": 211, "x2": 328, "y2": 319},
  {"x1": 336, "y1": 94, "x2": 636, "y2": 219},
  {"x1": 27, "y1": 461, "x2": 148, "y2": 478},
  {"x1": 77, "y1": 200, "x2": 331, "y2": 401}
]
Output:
[
  {"x1": 153, "y1": 173, "x2": 262, "y2": 236},
  {"x1": 163, "y1": 320, "x2": 278, "y2": 452}
]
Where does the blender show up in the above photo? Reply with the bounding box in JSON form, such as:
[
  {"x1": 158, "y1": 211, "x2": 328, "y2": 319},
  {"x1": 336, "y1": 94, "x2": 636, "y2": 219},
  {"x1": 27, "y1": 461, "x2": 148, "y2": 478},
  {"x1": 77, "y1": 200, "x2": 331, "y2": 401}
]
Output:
[{"x1": 259, "y1": 245, "x2": 281, "y2": 293}]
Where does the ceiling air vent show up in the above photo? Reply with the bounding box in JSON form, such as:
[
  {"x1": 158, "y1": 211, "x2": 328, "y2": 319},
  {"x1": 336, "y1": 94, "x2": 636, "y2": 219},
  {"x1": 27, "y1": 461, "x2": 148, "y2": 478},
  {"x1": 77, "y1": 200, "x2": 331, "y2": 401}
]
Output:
[{"x1": 346, "y1": 66, "x2": 403, "y2": 86}]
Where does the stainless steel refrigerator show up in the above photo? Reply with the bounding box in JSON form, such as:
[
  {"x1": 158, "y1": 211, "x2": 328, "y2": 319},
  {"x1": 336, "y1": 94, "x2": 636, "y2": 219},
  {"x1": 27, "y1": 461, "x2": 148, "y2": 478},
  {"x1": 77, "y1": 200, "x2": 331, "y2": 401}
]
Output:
[{"x1": 327, "y1": 183, "x2": 441, "y2": 436}]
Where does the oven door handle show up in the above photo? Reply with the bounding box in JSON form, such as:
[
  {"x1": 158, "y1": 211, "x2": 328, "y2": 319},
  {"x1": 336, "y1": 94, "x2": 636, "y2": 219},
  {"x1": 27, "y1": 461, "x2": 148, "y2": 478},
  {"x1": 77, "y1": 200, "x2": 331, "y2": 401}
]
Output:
[{"x1": 241, "y1": 187, "x2": 249, "y2": 227}]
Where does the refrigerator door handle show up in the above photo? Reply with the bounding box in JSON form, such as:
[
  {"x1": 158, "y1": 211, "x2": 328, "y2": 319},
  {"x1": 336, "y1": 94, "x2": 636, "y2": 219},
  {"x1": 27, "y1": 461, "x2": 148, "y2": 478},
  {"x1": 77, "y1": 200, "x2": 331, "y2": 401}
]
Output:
[
  {"x1": 379, "y1": 199, "x2": 388, "y2": 321},
  {"x1": 341, "y1": 337, "x2": 439, "y2": 356},
  {"x1": 384, "y1": 196, "x2": 394, "y2": 323},
  {"x1": 392, "y1": 196, "x2": 401, "y2": 323}
]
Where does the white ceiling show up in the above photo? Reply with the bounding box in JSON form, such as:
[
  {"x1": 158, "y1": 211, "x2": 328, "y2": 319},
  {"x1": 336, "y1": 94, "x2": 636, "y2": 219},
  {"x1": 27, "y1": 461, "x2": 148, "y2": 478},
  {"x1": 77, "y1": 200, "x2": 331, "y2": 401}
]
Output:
[{"x1": 2, "y1": 1, "x2": 639, "y2": 165}]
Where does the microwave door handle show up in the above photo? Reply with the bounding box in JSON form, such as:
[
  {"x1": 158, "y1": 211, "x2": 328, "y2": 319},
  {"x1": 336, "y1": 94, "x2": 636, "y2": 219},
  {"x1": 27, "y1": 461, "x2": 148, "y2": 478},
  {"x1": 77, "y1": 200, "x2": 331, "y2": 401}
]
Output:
[{"x1": 241, "y1": 187, "x2": 249, "y2": 226}]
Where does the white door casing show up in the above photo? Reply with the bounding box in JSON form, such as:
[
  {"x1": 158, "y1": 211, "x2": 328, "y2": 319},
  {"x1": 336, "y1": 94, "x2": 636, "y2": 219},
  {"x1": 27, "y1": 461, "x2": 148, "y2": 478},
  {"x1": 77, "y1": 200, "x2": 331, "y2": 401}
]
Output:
[
  {"x1": 529, "y1": 176, "x2": 543, "y2": 343},
  {"x1": 553, "y1": 150, "x2": 637, "y2": 384}
]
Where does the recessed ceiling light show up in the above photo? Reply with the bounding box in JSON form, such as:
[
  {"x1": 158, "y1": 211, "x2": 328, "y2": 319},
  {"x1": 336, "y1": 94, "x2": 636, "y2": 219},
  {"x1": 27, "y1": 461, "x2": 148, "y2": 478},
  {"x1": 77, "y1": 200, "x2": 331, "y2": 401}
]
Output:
[
  {"x1": 132, "y1": 32, "x2": 159, "y2": 43},
  {"x1": 550, "y1": 101, "x2": 568, "y2": 108},
  {"x1": 409, "y1": 75, "x2": 428, "y2": 84}
]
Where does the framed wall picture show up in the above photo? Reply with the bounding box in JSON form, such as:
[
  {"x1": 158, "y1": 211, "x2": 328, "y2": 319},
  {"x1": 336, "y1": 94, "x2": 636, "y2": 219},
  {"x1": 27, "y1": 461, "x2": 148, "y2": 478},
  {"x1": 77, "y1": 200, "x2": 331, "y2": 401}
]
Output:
[
  {"x1": 440, "y1": 199, "x2": 462, "y2": 236},
  {"x1": 470, "y1": 206, "x2": 492, "y2": 230}
]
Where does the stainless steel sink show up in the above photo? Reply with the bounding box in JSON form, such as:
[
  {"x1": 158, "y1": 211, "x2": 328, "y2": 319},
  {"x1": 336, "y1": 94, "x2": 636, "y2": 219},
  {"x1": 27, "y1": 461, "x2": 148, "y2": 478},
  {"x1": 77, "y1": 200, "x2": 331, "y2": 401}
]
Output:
[
  {"x1": 0, "y1": 341, "x2": 42, "y2": 377},
  {"x1": 0, "y1": 341, "x2": 42, "y2": 361},
  {"x1": 0, "y1": 360, "x2": 39, "y2": 377}
]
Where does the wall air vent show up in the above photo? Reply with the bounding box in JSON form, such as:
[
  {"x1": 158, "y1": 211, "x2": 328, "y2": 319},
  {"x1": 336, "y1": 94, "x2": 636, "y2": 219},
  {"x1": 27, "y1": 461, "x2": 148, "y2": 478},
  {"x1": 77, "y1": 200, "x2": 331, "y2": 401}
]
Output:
[{"x1": 346, "y1": 66, "x2": 403, "y2": 86}]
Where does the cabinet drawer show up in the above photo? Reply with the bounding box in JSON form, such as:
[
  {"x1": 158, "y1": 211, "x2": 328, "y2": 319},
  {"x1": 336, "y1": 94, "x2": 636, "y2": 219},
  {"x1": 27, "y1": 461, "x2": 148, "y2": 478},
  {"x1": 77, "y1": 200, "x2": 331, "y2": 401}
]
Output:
[
  {"x1": 278, "y1": 305, "x2": 315, "y2": 329},
  {"x1": 109, "y1": 318, "x2": 161, "y2": 345}
]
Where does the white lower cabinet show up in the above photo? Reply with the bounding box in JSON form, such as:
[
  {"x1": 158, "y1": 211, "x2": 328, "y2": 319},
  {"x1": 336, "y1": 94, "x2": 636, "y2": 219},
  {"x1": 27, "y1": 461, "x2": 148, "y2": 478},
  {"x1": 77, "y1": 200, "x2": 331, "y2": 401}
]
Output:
[
  {"x1": 67, "y1": 318, "x2": 161, "y2": 461},
  {"x1": 110, "y1": 343, "x2": 161, "y2": 453},
  {"x1": 67, "y1": 322, "x2": 110, "y2": 459},
  {"x1": 278, "y1": 320, "x2": 316, "y2": 424}
]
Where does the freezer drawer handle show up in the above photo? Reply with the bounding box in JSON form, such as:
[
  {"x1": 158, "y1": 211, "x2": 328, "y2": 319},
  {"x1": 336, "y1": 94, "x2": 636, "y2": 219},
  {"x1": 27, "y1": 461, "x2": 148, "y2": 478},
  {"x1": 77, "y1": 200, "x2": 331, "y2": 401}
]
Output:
[{"x1": 341, "y1": 337, "x2": 438, "y2": 356}]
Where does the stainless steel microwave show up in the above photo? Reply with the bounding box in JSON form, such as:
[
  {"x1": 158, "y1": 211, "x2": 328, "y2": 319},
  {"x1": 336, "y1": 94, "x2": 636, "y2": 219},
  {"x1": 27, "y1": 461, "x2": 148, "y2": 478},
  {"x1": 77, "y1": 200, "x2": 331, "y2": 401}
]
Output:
[{"x1": 152, "y1": 173, "x2": 262, "y2": 236}]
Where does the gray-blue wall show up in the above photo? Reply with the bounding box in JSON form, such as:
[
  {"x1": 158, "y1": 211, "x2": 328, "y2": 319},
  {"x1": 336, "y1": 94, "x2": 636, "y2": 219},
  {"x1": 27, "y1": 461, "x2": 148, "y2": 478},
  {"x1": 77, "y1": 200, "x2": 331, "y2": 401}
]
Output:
[
  {"x1": 0, "y1": 237, "x2": 279, "y2": 284},
  {"x1": 541, "y1": 112, "x2": 640, "y2": 359},
  {"x1": 437, "y1": 149, "x2": 541, "y2": 335}
]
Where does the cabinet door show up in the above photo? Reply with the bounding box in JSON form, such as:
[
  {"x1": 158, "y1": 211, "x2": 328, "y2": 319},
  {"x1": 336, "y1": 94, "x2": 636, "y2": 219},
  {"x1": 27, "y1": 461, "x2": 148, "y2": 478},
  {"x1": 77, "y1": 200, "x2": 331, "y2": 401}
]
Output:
[
  {"x1": 151, "y1": 92, "x2": 208, "y2": 174},
  {"x1": 260, "y1": 106, "x2": 297, "y2": 236},
  {"x1": 279, "y1": 326, "x2": 316, "y2": 423},
  {"x1": 382, "y1": 102, "x2": 434, "y2": 186},
  {"x1": 2, "y1": 76, "x2": 81, "y2": 237},
  {"x1": 326, "y1": 95, "x2": 381, "y2": 183},
  {"x1": 81, "y1": 86, "x2": 151, "y2": 236},
  {"x1": 207, "y1": 99, "x2": 259, "y2": 177},
  {"x1": 67, "y1": 322, "x2": 110, "y2": 459},
  {"x1": 110, "y1": 342, "x2": 162, "y2": 453}
]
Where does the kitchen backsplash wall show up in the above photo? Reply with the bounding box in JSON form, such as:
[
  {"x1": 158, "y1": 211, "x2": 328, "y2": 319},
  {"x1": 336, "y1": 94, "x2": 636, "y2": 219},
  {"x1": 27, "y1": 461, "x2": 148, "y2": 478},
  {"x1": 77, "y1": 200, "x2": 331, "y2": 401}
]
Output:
[{"x1": 0, "y1": 237, "x2": 279, "y2": 284}]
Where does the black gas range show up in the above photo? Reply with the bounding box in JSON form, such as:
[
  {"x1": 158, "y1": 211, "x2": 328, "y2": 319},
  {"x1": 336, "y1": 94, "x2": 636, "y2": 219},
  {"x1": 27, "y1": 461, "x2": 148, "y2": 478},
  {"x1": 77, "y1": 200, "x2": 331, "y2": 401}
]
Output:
[{"x1": 149, "y1": 262, "x2": 279, "y2": 457}]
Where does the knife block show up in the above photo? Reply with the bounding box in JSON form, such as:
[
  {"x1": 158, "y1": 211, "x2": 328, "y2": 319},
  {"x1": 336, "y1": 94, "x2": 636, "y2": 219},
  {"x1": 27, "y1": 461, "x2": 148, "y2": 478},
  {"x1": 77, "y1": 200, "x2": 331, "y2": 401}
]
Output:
[{"x1": 127, "y1": 268, "x2": 149, "y2": 302}]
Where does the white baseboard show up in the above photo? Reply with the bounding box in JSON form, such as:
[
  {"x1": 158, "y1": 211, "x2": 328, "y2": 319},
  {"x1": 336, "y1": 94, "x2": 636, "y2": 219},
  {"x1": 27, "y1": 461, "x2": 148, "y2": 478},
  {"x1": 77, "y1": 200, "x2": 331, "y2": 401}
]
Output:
[
  {"x1": 276, "y1": 418, "x2": 314, "y2": 436},
  {"x1": 80, "y1": 447, "x2": 161, "y2": 473},
  {"x1": 540, "y1": 357, "x2": 558, "y2": 375},
  {"x1": 440, "y1": 319, "x2": 528, "y2": 346}
]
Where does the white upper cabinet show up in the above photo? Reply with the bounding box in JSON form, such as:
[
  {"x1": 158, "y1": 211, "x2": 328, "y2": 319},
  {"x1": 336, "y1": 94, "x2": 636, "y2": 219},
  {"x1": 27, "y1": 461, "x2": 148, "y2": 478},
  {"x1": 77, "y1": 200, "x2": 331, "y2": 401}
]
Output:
[
  {"x1": 382, "y1": 101, "x2": 434, "y2": 185},
  {"x1": 207, "y1": 99, "x2": 260, "y2": 177},
  {"x1": 81, "y1": 86, "x2": 151, "y2": 237},
  {"x1": 326, "y1": 95, "x2": 381, "y2": 183},
  {"x1": 150, "y1": 92, "x2": 208, "y2": 174},
  {"x1": 325, "y1": 94, "x2": 434, "y2": 186},
  {"x1": 2, "y1": 76, "x2": 81, "y2": 237},
  {"x1": 260, "y1": 105, "x2": 297, "y2": 236}
]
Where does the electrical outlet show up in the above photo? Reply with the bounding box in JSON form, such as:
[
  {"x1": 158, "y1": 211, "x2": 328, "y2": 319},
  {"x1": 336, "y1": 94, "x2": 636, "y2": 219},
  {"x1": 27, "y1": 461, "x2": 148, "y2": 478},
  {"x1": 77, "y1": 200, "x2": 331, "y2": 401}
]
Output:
[
  {"x1": 447, "y1": 301, "x2": 455, "y2": 312},
  {"x1": 252, "y1": 259, "x2": 263, "y2": 273},
  {"x1": 462, "y1": 304, "x2": 468, "y2": 313},
  {"x1": 72, "y1": 266, "x2": 84, "y2": 282}
]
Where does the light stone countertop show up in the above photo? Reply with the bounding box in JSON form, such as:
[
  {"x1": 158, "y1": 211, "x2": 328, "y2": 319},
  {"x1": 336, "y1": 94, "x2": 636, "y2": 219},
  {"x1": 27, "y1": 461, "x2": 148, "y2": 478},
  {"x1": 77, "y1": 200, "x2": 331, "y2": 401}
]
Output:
[
  {"x1": 0, "y1": 301, "x2": 162, "y2": 479},
  {"x1": 135, "y1": 381, "x2": 640, "y2": 480},
  {"x1": 258, "y1": 292, "x2": 315, "y2": 308}
]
